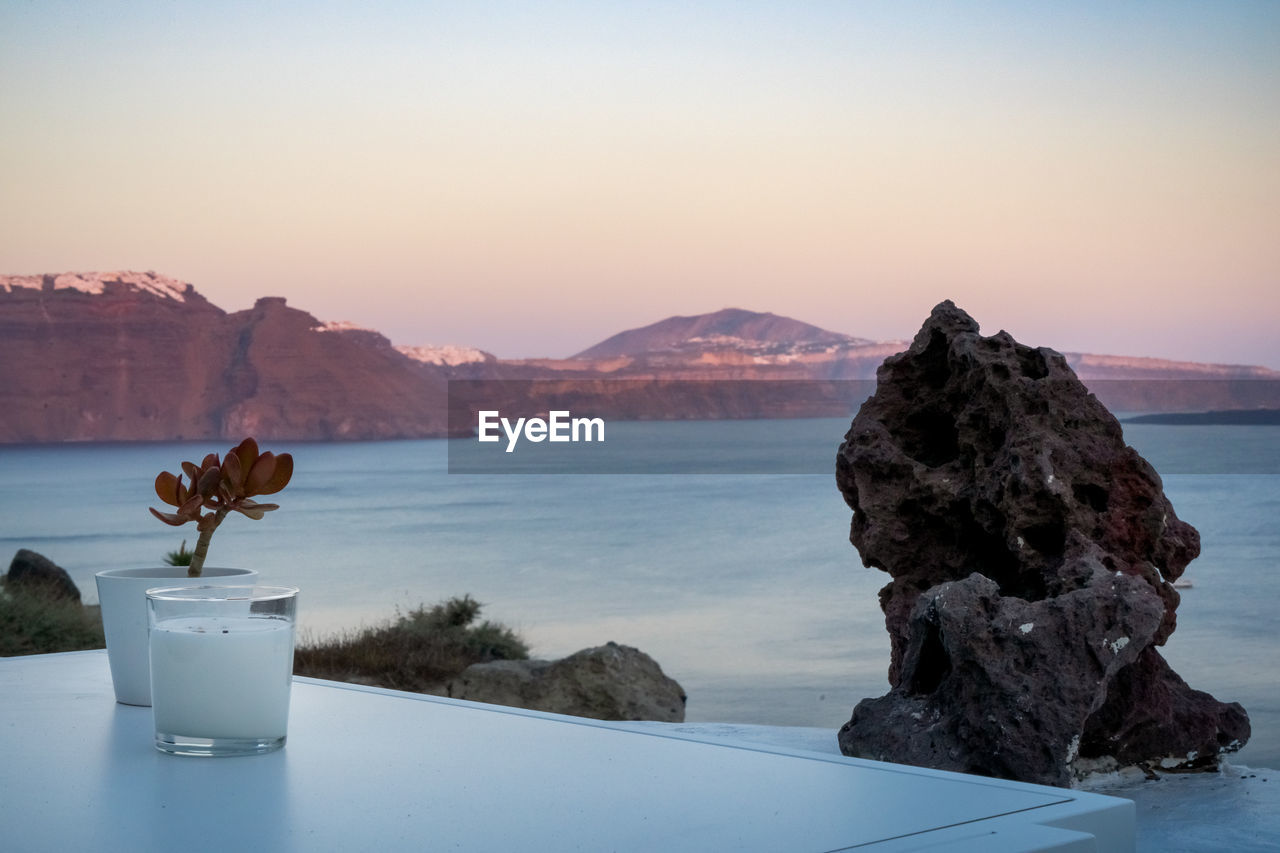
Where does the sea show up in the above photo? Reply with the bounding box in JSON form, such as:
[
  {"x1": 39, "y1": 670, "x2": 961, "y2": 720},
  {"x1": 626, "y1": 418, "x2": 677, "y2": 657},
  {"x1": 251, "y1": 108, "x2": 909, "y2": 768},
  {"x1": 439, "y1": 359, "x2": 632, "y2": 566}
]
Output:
[{"x1": 1, "y1": 418, "x2": 1276, "y2": 768}]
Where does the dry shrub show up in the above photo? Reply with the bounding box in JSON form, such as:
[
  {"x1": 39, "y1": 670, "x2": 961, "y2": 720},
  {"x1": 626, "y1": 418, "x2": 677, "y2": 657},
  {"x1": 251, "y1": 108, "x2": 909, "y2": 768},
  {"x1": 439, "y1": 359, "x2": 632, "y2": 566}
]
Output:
[
  {"x1": 0, "y1": 578, "x2": 104, "y2": 656},
  {"x1": 293, "y1": 595, "x2": 528, "y2": 692}
]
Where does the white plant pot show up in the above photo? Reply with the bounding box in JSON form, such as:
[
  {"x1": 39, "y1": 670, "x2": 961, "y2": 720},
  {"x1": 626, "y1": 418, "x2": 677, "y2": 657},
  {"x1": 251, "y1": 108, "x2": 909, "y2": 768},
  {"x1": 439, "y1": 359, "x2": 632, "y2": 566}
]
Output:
[{"x1": 94, "y1": 567, "x2": 258, "y2": 706}]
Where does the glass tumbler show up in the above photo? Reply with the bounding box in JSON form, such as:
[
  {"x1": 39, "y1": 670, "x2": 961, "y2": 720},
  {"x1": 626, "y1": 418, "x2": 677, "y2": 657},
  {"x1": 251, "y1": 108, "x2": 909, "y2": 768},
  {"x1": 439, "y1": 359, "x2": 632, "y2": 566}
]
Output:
[{"x1": 146, "y1": 585, "x2": 299, "y2": 756}]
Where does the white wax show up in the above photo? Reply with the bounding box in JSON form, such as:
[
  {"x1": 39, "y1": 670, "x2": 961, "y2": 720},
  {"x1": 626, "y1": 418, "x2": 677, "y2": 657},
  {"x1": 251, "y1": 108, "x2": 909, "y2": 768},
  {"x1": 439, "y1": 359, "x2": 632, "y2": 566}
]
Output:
[{"x1": 150, "y1": 616, "x2": 294, "y2": 740}]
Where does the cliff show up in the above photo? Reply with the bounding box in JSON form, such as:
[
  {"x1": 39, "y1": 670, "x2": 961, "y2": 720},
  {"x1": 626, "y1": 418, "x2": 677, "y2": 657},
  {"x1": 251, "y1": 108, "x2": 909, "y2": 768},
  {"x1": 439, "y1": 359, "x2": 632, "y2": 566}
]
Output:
[
  {"x1": 0, "y1": 272, "x2": 450, "y2": 442},
  {"x1": 3, "y1": 272, "x2": 1278, "y2": 443}
]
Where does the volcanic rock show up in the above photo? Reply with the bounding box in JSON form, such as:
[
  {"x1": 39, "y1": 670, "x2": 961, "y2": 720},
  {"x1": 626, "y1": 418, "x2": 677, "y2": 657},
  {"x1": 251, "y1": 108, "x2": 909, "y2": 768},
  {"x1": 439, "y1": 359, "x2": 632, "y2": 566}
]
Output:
[
  {"x1": 443, "y1": 642, "x2": 687, "y2": 722},
  {"x1": 6, "y1": 549, "x2": 81, "y2": 602},
  {"x1": 834, "y1": 301, "x2": 1249, "y2": 787}
]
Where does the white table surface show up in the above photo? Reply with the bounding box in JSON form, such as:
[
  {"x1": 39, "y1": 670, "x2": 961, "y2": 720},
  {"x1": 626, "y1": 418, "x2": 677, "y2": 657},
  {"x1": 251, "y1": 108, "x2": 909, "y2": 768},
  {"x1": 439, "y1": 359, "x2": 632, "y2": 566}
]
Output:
[{"x1": 0, "y1": 651, "x2": 1134, "y2": 852}]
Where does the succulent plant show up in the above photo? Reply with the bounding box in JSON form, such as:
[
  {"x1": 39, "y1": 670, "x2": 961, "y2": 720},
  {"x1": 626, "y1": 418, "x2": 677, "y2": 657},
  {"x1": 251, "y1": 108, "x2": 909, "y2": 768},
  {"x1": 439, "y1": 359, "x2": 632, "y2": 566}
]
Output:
[{"x1": 150, "y1": 437, "x2": 294, "y2": 577}]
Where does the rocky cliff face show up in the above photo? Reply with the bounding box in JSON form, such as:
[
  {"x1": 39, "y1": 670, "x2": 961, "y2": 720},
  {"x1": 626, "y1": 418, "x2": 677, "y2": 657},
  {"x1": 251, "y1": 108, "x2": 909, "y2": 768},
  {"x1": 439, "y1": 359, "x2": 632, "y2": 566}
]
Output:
[
  {"x1": 3, "y1": 273, "x2": 1278, "y2": 443},
  {"x1": 0, "y1": 272, "x2": 449, "y2": 442},
  {"x1": 834, "y1": 302, "x2": 1250, "y2": 787},
  {"x1": 2, "y1": 272, "x2": 226, "y2": 441}
]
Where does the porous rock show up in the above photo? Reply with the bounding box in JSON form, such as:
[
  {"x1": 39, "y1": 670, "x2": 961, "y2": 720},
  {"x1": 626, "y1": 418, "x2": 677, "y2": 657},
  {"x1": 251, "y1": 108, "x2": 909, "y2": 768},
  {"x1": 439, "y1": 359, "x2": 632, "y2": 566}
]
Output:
[
  {"x1": 835, "y1": 301, "x2": 1249, "y2": 787},
  {"x1": 6, "y1": 549, "x2": 81, "y2": 602},
  {"x1": 444, "y1": 642, "x2": 686, "y2": 722}
]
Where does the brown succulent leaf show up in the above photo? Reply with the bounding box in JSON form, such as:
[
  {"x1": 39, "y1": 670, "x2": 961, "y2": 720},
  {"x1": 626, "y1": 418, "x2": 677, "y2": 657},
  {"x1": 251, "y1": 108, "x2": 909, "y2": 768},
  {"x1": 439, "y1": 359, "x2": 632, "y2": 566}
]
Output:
[
  {"x1": 233, "y1": 438, "x2": 259, "y2": 476},
  {"x1": 256, "y1": 453, "x2": 293, "y2": 496},
  {"x1": 235, "y1": 505, "x2": 267, "y2": 520},
  {"x1": 178, "y1": 493, "x2": 204, "y2": 519},
  {"x1": 245, "y1": 452, "x2": 277, "y2": 494},
  {"x1": 221, "y1": 450, "x2": 243, "y2": 492},
  {"x1": 201, "y1": 452, "x2": 219, "y2": 470},
  {"x1": 155, "y1": 471, "x2": 181, "y2": 506},
  {"x1": 149, "y1": 507, "x2": 188, "y2": 526},
  {"x1": 182, "y1": 460, "x2": 200, "y2": 483},
  {"x1": 196, "y1": 466, "x2": 222, "y2": 499},
  {"x1": 176, "y1": 480, "x2": 189, "y2": 505}
]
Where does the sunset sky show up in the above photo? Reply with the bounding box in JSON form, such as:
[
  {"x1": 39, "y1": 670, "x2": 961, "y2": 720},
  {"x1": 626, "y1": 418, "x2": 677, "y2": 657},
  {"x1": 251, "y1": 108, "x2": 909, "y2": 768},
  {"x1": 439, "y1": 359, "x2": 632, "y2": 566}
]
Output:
[{"x1": 2, "y1": 2, "x2": 1277, "y2": 366}]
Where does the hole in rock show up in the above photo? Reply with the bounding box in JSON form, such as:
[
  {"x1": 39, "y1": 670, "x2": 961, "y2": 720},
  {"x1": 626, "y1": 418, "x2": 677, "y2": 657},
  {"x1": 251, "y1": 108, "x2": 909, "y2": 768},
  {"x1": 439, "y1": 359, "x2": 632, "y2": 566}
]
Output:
[
  {"x1": 964, "y1": 521, "x2": 1050, "y2": 601},
  {"x1": 919, "y1": 329, "x2": 951, "y2": 389},
  {"x1": 1022, "y1": 521, "x2": 1067, "y2": 558},
  {"x1": 908, "y1": 621, "x2": 952, "y2": 695},
  {"x1": 899, "y1": 409, "x2": 960, "y2": 468},
  {"x1": 1072, "y1": 482, "x2": 1110, "y2": 513},
  {"x1": 983, "y1": 562, "x2": 1049, "y2": 603}
]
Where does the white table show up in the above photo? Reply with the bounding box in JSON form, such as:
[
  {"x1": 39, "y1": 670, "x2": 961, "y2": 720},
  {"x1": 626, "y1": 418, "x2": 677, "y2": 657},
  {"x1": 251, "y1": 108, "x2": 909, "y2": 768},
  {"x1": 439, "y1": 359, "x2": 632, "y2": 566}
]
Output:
[{"x1": 0, "y1": 651, "x2": 1134, "y2": 851}]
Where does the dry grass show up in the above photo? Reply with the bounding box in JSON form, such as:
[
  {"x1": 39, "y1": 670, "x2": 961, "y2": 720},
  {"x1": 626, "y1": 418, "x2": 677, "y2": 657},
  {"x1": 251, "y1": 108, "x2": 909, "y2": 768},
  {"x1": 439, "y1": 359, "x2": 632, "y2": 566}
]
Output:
[
  {"x1": 0, "y1": 578, "x2": 104, "y2": 656},
  {"x1": 293, "y1": 595, "x2": 528, "y2": 692},
  {"x1": 1, "y1": 580, "x2": 526, "y2": 696}
]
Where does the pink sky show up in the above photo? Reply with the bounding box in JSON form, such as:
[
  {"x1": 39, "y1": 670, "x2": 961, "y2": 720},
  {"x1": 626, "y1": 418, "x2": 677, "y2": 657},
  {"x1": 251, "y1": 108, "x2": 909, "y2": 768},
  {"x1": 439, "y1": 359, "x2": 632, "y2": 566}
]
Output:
[{"x1": 2, "y1": 3, "x2": 1277, "y2": 366}]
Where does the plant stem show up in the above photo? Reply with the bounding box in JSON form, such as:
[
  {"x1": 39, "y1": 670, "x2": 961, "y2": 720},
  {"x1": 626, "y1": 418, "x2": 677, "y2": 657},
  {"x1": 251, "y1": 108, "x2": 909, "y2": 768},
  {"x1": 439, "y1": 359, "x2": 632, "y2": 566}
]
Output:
[{"x1": 188, "y1": 508, "x2": 229, "y2": 578}]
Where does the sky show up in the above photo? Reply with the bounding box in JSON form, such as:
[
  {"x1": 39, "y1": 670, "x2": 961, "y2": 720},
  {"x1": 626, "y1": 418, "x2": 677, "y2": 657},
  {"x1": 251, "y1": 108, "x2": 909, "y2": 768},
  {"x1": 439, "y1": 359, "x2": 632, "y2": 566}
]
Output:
[{"x1": 2, "y1": 1, "x2": 1278, "y2": 366}]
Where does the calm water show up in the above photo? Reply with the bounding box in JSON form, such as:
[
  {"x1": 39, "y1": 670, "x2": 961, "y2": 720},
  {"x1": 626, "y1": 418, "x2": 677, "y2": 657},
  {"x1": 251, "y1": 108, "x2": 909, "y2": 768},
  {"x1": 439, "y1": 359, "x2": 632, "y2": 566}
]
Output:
[{"x1": 1, "y1": 419, "x2": 1276, "y2": 766}]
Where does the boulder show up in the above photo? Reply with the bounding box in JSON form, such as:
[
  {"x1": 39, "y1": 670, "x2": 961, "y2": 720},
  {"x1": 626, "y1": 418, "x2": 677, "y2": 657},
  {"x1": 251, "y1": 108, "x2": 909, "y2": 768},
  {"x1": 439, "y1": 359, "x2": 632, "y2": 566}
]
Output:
[
  {"x1": 444, "y1": 642, "x2": 686, "y2": 722},
  {"x1": 835, "y1": 301, "x2": 1249, "y2": 786},
  {"x1": 6, "y1": 549, "x2": 81, "y2": 602}
]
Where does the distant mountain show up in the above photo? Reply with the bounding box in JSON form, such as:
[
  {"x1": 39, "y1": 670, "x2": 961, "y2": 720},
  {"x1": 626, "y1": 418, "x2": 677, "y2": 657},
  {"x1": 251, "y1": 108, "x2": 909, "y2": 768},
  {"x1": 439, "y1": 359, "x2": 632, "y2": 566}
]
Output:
[
  {"x1": 460, "y1": 307, "x2": 1280, "y2": 428},
  {"x1": 0, "y1": 272, "x2": 454, "y2": 442},
  {"x1": 573, "y1": 308, "x2": 871, "y2": 359},
  {"x1": 3, "y1": 273, "x2": 1278, "y2": 443}
]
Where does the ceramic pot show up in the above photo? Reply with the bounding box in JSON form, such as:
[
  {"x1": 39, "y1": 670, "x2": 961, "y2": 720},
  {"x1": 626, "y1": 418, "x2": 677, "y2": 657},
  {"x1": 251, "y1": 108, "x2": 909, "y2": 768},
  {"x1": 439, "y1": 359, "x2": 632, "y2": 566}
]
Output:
[{"x1": 94, "y1": 567, "x2": 258, "y2": 706}]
